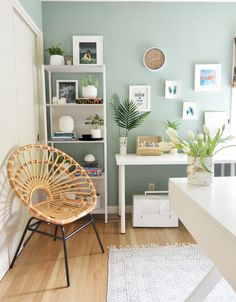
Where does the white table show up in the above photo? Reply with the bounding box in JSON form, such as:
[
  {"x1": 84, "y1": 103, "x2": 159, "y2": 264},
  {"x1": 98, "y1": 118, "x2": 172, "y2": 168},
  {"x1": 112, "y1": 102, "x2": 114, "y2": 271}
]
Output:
[
  {"x1": 115, "y1": 152, "x2": 236, "y2": 233},
  {"x1": 169, "y1": 177, "x2": 236, "y2": 300}
]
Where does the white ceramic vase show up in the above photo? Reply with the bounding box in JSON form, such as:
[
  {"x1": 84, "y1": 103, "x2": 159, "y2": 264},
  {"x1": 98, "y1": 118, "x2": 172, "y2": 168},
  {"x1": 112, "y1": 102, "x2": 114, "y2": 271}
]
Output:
[
  {"x1": 187, "y1": 156, "x2": 213, "y2": 186},
  {"x1": 50, "y1": 55, "x2": 64, "y2": 65},
  {"x1": 170, "y1": 148, "x2": 178, "y2": 154},
  {"x1": 59, "y1": 116, "x2": 74, "y2": 132},
  {"x1": 82, "y1": 85, "x2": 97, "y2": 98},
  {"x1": 120, "y1": 137, "x2": 127, "y2": 155},
  {"x1": 91, "y1": 129, "x2": 101, "y2": 138}
]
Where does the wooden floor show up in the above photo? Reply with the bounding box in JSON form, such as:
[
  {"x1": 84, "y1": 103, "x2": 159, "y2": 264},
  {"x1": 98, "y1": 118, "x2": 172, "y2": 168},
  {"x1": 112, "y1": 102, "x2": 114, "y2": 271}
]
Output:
[{"x1": 0, "y1": 215, "x2": 195, "y2": 302}]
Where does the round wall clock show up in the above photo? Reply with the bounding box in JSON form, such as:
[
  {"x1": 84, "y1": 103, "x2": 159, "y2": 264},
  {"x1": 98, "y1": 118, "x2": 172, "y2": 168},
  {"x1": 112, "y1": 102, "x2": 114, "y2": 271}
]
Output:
[{"x1": 143, "y1": 47, "x2": 165, "y2": 71}]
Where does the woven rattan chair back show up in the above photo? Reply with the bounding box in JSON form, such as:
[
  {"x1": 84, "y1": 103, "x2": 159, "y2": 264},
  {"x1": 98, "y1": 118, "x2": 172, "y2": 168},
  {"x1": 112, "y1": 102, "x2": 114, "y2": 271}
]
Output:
[{"x1": 7, "y1": 144, "x2": 97, "y2": 225}]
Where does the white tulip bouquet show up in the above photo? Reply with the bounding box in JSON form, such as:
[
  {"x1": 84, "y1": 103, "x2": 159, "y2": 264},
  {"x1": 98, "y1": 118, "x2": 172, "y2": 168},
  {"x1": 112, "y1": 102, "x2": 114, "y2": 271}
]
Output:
[{"x1": 158, "y1": 124, "x2": 234, "y2": 172}]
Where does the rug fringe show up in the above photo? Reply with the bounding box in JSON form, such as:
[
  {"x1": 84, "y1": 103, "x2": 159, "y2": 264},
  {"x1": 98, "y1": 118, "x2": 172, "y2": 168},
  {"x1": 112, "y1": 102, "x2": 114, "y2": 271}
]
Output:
[{"x1": 108, "y1": 242, "x2": 196, "y2": 250}]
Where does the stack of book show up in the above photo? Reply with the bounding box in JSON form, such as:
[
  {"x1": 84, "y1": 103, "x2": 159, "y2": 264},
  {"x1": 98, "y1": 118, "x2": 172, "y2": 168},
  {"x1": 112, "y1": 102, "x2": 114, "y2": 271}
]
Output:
[
  {"x1": 76, "y1": 98, "x2": 103, "y2": 104},
  {"x1": 51, "y1": 132, "x2": 77, "y2": 141},
  {"x1": 80, "y1": 161, "x2": 102, "y2": 177}
]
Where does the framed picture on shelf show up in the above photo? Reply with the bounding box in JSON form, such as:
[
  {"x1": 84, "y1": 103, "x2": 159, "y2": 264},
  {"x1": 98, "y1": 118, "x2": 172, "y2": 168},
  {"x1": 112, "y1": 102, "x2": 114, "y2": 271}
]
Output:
[
  {"x1": 129, "y1": 85, "x2": 151, "y2": 112},
  {"x1": 73, "y1": 36, "x2": 103, "y2": 65},
  {"x1": 165, "y1": 80, "x2": 182, "y2": 99},
  {"x1": 182, "y1": 101, "x2": 199, "y2": 120},
  {"x1": 56, "y1": 80, "x2": 78, "y2": 103},
  {"x1": 194, "y1": 64, "x2": 221, "y2": 91}
]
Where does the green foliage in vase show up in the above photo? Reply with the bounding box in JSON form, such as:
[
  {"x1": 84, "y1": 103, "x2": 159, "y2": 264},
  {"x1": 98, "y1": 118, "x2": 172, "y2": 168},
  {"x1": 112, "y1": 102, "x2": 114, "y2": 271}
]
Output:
[
  {"x1": 110, "y1": 93, "x2": 150, "y2": 137},
  {"x1": 85, "y1": 114, "x2": 104, "y2": 129},
  {"x1": 45, "y1": 44, "x2": 64, "y2": 56},
  {"x1": 80, "y1": 76, "x2": 99, "y2": 88}
]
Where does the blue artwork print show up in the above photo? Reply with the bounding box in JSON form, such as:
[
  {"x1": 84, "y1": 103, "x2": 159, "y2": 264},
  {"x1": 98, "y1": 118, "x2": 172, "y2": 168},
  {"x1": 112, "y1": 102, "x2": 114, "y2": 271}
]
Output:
[
  {"x1": 168, "y1": 85, "x2": 177, "y2": 95},
  {"x1": 200, "y1": 69, "x2": 216, "y2": 87},
  {"x1": 186, "y1": 106, "x2": 194, "y2": 116}
]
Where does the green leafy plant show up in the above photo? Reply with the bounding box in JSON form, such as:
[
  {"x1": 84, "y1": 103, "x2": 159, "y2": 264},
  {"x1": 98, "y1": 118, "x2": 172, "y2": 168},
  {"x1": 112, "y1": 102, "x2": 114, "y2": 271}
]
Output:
[
  {"x1": 165, "y1": 125, "x2": 235, "y2": 172},
  {"x1": 85, "y1": 114, "x2": 104, "y2": 129},
  {"x1": 45, "y1": 44, "x2": 64, "y2": 56},
  {"x1": 164, "y1": 119, "x2": 181, "y2": 130},
  {"x1": 110, "y1": 93, "x2": 150, "y2": 137},
  {"x1": 80, "y1": 76, "x2": 99, "y2": 88}
]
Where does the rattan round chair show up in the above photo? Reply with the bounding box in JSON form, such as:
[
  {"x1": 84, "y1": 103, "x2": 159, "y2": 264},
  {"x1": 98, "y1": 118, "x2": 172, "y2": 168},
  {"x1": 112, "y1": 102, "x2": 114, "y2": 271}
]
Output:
[{"x1": 7, "y1": 144, "x2": 104, "y2": 287}]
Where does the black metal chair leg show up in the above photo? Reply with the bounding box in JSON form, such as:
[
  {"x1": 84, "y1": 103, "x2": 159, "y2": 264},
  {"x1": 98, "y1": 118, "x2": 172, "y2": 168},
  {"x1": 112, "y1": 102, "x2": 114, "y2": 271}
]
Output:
[
  {"x1": 53, "y1": 225, "x2": 58, "y2": 241},
  {"x1": 60, "y1": 226, "x2": 70, "y2": 287},
  {"x1": 89, "y1": 214, "x2": 104, "y2": 253},
  {"x1": 10, "y1": 217, "x2": 34, "y2": 269}
]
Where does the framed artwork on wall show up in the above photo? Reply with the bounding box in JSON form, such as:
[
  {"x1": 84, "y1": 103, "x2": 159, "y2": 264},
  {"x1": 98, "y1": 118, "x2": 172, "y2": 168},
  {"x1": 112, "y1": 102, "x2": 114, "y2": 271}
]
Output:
[
  {"x1": 129, "y1": 85, "x2": 151, "y2": 112},
  {"x1": 204, "y1": 111, "x2": 229, "y2": 137},
  {"x1": 56, "y1": 80, "x2": 78, "y2": 103},
  {"x1": 165, "y1": 80, "x2": 182, "y2": 99},
  {"x1": 182, "y1": 101, "x2": 199, "y2": 120},
  {"x1": 194, "y1": 64, "x2": 221, "y2": 91},
  {"x1": 73, "y1": 36, "x2": 103, "y2": 65}
]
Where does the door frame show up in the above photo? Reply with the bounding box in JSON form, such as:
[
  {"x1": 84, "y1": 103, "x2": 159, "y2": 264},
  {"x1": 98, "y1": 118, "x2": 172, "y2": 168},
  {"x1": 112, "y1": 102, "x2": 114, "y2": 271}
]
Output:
[{"x1": 9, "y1": 0, "x2": 44, "y2": 142}]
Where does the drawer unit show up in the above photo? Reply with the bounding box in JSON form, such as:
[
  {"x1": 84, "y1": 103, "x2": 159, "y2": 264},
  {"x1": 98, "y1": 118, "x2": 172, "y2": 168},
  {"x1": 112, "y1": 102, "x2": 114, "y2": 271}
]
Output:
[{"x1": 132, "y1": 192, "x2": 178, "y2": 227}]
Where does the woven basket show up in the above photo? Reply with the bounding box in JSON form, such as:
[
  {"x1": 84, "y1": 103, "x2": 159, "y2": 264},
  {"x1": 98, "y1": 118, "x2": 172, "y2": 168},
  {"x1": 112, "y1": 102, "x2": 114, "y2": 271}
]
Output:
[{"x1": 136, "y1": 136, "x2": 162, "y2": 156}]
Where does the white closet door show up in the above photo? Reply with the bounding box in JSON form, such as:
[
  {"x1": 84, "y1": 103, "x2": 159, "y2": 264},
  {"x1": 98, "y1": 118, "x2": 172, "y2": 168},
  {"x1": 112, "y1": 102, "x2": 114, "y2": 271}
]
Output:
[
  {"x1": 13, "y1": 12, "x2": 38, "y2": 145},
  {"x1": 0, "y1": 3, "x2": 39, "y2": 280}
]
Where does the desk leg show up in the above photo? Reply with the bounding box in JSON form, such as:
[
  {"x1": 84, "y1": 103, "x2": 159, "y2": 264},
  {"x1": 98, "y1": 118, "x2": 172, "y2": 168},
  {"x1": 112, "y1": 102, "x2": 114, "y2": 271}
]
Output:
[
  {"x1": 119, "y1": 165, "x2": 126, "y2": 234},
  {"x1": 185, "y1": 266, "x2": 222, "y2": 302}
]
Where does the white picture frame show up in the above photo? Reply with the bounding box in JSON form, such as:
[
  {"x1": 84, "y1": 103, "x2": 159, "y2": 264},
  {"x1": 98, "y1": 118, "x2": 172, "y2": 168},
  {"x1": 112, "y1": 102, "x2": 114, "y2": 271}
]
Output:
[
  {"x1": 129, "y1": 85, "x2": 151, "y2": 112},
  {"x1": 194, "y1": 64, "x2": 221, "y2": 91},
  {"x1": 182, "y1": 102, "x2": 199, "y2": 120},
  {"x1": 73, "y1": 36, "x2": 103, "y2": 65},
  {"x1": 165, "y1": 80, "x2": 182, "y2": 99},
  {"x1": 56, "y1": 80, "x2": 78, "y2": 103}
]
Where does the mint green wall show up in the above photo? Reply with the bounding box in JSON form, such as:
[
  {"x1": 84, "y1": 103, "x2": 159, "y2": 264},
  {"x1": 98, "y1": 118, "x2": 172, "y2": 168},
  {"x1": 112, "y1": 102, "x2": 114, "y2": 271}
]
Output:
[
  {"x1": 42, "y1": 2, "x2": 235, "y2": 205},
  {"x1": 20, "y1": 0, "x2": 42, "y2": 30}
]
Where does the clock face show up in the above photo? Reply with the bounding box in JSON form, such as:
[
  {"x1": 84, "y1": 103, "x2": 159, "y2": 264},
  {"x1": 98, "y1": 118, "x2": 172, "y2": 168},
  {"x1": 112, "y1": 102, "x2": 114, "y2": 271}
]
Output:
[{"x1": 143, "y1": 47, "x2": 165, "y2": 71}]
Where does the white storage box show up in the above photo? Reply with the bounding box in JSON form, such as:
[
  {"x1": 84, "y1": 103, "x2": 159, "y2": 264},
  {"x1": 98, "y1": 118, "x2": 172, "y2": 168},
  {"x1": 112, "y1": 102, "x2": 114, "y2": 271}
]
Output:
[{"x1": 132, "y1": 191, "x2": 178, "y2": 227}]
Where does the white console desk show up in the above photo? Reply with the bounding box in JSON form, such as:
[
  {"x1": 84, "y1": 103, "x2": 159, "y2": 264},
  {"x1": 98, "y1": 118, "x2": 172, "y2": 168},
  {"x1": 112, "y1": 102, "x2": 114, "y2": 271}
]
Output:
[
  {"x1": 115, "y1": 152, "x2": 236, "y2": 233},
  {"x1": 169, "y1": 177, "x2": 236, "y2": 300}
]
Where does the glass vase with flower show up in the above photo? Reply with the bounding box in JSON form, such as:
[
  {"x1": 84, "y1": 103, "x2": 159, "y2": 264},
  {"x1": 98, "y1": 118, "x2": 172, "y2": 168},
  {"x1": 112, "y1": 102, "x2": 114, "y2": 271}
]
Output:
[{"x1": 165, "y1": 124, "x2": 234, "y2": 185}]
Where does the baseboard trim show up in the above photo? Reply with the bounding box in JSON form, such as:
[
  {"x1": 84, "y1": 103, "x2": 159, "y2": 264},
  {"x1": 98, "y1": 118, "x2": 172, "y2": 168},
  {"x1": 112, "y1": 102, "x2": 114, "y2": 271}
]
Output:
[{"x1": 108, "y1": 205, "x2": 132, "y2": 214}]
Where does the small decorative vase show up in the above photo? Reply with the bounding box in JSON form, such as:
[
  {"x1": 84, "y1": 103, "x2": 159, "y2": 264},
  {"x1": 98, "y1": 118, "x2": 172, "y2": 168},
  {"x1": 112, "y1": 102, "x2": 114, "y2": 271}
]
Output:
[
  {"x1": 82, "y1": 85, "x2": 97, "y2": 98},
  {"x1": 91, "y1": 128, "x2": 101, "y2": 138},
  {"x1": 50, "y1": 55, "x2": 64, "y2": 65},
  {"x1": 59, "y1": 116, "x2": 74, "y2": 132},
  {"x1": 120, "y1": 137, "x2": 127, "y2": 155},
  {"x1": 187, "y1": 156, "x2": 213, "y2": 186}
]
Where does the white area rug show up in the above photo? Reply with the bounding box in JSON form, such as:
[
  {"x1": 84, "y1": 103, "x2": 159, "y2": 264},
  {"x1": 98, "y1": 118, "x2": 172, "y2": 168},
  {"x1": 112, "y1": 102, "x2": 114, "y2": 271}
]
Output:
[{"x1": 107, "y1": 244, "x2": 236, "y2": 302}]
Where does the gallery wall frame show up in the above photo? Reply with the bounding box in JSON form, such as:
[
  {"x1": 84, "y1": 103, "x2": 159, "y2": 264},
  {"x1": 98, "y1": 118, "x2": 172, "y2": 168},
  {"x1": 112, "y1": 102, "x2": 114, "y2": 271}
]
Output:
[
  {"x1": 182, "y1": 101, "x2": 199, "y2": 120},
  {"x1": 194, "y1": 64, "x2": 221, "y2": 91},
  {"x1": 73, "y1": 36, "x2": 103, "y2": 65},
  {"x1": 165, "y1": 80, "x2": 182, "y2": 99},
  {"x1": 129, "y1": 85, "x2": 151, "y2": 112}
]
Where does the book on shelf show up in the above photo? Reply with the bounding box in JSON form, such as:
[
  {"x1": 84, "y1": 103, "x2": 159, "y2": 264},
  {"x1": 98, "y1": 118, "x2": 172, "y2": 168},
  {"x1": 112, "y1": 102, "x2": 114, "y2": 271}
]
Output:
[
  {"x1": 51, "y1": 132, "x2": 77, "y2": 141},
  {"x1": 76, "y1": 161, "x2": 103, "y2": 177},
  {"x1": 76, "y1": 98, "x2": 103, "y2": 104}
]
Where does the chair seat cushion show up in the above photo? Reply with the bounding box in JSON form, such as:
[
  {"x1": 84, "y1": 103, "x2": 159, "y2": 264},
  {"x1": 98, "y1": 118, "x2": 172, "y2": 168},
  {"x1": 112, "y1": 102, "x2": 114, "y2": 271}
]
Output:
[{"x1": 31, "y1": 198, "x2": 95, "y2": 225}]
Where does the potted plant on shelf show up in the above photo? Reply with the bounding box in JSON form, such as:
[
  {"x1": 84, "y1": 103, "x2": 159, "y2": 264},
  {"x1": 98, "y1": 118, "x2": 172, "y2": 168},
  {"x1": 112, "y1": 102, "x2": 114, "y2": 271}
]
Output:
[
  {"x1": 85, "y1": 114, "x2": 104, "y2": 138},
  {"x1": 80, "y1": 76, "x2": 99, "y2": 98},
  {"x1": 110, "y1": 93, "x2": 150, "y2": 155},
  {"x1": 45, "y1": 44, "x2": 64, "y2": 65}
]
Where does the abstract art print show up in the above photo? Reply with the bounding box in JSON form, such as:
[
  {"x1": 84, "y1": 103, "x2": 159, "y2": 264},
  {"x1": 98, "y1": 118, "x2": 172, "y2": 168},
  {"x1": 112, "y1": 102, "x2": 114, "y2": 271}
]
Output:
[
  {"x1": 194, "y1": 64, "x2": 221, "y2": 91},
  {"x1": 73, "y1": 36, "x2": 103, "y2": 65},
  {"x1": 182, "y1": 102, "x2": 199, "y2": 120},
  {"x1": 165, "y1": 81, "x2": 182, "y2": 99}
]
